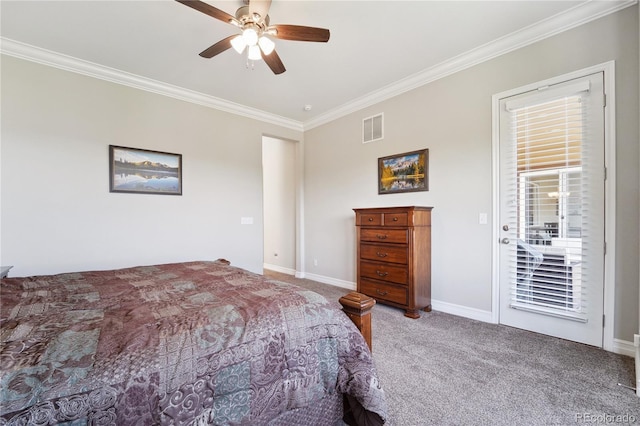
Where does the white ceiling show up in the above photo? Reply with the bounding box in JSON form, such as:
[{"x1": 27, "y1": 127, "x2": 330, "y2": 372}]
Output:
[{"x1": 0, "y1": 0, "x2": 634, "y2": 129}]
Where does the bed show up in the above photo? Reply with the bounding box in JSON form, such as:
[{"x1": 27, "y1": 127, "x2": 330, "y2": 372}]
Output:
[{"x1": 0, "y1": 259, "x2": 386, "y2": 425}]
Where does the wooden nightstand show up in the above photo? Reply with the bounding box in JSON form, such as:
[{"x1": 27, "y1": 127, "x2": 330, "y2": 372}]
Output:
[{"x1": 1, "y1": 266, "x2": 13, "y2": 278}]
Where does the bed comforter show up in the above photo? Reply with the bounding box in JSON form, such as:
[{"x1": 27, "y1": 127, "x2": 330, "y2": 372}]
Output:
[{"x1": 0, "y1": 260, "x2": 386, "y2": 425}]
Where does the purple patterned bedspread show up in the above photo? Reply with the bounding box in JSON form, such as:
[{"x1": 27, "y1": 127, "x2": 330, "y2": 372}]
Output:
[{"x1": 0, "y1": 260, "x2": 386, "y2": 425}]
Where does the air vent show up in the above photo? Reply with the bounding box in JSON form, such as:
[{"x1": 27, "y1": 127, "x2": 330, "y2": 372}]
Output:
[{"x1": 362, "y1": 113, "x2": 384, "y2": 143}]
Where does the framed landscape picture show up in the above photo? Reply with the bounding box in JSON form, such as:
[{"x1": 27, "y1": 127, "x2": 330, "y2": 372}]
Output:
[
  {"x1": 109, "y1": 145, "x2": 182, "y2": 195},
  {"x1": 378, "y1": 149, "x2": 428, "y2": 194}
]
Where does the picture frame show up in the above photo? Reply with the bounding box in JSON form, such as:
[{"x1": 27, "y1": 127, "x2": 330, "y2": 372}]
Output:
[
  {"x1": 109, "y1": 145, "x2": 182, "y2": 195},
  {"x1": 378, "y1": 149, "x2": 429, "y2": 194}
]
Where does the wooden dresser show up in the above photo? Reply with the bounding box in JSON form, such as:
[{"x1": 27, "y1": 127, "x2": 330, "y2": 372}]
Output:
[{"x1": 354, "y1": 206, "x2": 433, "y2": 318}]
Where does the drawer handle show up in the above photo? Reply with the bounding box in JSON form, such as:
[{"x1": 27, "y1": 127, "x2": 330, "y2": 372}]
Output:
[
  {"x1": 376, "y1": 289, "x2": 388, "y2": 296},
  {"x1": 376, "y1": 234, "x2": 387, "y2": 240},
  {"x1": 376, "y1": 270, "x2": 388, "y2": 277},
  {"x1": 392, "y1": 217, "x2": 398, "y2": 221},
  {"x1": 376, "y1": 252, "x2": 388, "y2": 258},
  {"x1": 368, "y1": 217, "x2": 374, "y2": 222}
]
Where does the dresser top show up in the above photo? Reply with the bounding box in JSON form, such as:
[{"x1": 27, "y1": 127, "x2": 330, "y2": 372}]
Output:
[{"x1": 353, "y1": 206, "x2": 433, "y2": 213}]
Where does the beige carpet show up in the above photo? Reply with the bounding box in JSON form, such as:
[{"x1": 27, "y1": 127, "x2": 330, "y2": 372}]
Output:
[{"x1": 264, "y1": 270, "x2": 639, "y2": 426}]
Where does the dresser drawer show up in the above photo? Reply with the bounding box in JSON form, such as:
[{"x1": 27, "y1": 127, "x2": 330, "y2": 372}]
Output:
[
  {"x1": 359, "y1": 213, "x2": 382, "y2": 226},
  {"x1": 360, "y1": 261, "x2": 408, "y2": 285},
  {"x1": 360, "y1": 278, "x2": 408, "y2": 306},
  {"x1": 360, "y1": 243, "x2": 408, "y2": 264},
  {"x1": 360, "y1": 228, "x2": 408, "y2": 244},
  {"x1": 384, "y1": 212, "x2": 408, "y2": 226}
]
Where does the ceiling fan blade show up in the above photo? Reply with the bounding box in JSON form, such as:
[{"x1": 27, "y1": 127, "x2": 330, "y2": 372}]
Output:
[
  {"x1": 176, "y1": 0, "x2": 237, "y2": 25},
  {"x1": 270, "y1": 25, "x2": 330, "y2": 42},
  {"x1": 249, "y1": 0, "x2": 272, "y2": 20},
  {"x1": 199, "y1": 35, "x2": 236, "y2": 58},
  {"x1": 262, "y1": 49, "x2": 286, "y2": 75}
]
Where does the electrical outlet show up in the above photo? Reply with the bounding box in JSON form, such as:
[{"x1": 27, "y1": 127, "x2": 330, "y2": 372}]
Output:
[
  {"x1": 313, "y1": 259, "x2": 318, "y2": 266},
  {"x1": 634, "y1": 334, "x2": 640, "y2": 347},
  {"x1": 479, "y1": 213, "x2": 488, "y2": 225}
]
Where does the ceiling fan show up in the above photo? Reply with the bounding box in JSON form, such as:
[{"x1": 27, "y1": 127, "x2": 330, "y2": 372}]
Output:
[{"x1": 176, "y1": 0, "x2": 330, "y2": 75}]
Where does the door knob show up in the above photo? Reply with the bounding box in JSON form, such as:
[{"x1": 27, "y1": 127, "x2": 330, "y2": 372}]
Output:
[{"x1": 501, "y1": 238, "x2": 510, "y2": 244}]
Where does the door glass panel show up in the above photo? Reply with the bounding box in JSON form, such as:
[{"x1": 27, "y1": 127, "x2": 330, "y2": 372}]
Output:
[{"x1": 517, "y1": 168, "x2": 582, "y2": 313}]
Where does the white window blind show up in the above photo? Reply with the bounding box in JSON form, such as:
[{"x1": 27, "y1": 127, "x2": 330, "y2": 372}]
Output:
[{"x1": 505, "y1": 85, "x2": 595, "y2": 321}]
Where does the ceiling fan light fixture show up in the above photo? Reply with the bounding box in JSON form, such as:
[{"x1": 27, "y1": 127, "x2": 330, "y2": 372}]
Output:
[
  {"x1": 230, "y1": 35, "x2": 246, "y2": 54},
  {"x1": 248, "y1": 44, "x2": 262, "y2": 61},
  {"x1": 258, "y1": 36, "x2": 275, "y2": 55},
  {"x1": 242, "y1": 27, "x2": 259, "y2": 46}
]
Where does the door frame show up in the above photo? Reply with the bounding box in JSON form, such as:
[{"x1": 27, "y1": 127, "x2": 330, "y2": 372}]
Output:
[
  {"x1": 261, "y1": 134, "x2": 305, "y2": 277},
  {"x1": 490, "y1": 61, "x2": 616, "y2": 350}
]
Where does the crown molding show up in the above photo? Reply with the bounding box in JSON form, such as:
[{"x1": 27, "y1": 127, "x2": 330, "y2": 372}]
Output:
[
  {"x1": 0, "y1": 37, "x2": 304, "y2": 132},
  {"x1": 303, "y1": 0, "x2": 637, "y2": 131},
  {"x1": 1, "y1": 0, "x2": 635, "y2": 133}
]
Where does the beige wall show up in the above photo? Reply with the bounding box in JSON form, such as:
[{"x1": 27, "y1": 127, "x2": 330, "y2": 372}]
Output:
[
  {"x1": 262, "y1": 136, "x2": 297, "y2": 273},
  {"x1": 0, "y1": 55, "x2": 302, "y2": 276},
  {"x1": 304, "y1": 6, "x2": 639, "y2": 342}
]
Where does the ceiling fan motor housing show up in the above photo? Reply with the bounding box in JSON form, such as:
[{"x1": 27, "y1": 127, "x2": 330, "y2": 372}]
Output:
[{"x1": 235, "y1": 5, "x2": 270, "y2": 28}]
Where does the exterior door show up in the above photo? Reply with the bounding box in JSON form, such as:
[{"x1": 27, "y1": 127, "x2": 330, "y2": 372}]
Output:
[{"x1": 498, "y1": 72, "x2": 605, "y2": 347}]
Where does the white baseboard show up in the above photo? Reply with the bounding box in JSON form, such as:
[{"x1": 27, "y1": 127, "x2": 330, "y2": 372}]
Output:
[
  {"x1": 270, "y1": 269, "x2": 494, "y2": 323},
  {"x1": 270, "y1": 270, "x2": 493, "y2": 322},
  {"x1": 300, "y1": 272, "x2": 356, "y2": 290},
  {"x1": 612, "y1": 338, "x2": 636, "y2": 358},
  {"x1": 264, "y1": 267, "x2": 356, "y2": 290},
  {"x1": 430, "y1": 299, "x2": 494, "y2": 323},
  {"x1": 263, "y1": 263, "x2": 296, "y2": 276}
]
